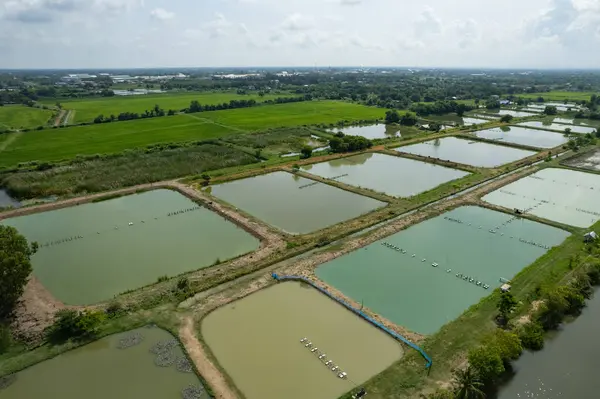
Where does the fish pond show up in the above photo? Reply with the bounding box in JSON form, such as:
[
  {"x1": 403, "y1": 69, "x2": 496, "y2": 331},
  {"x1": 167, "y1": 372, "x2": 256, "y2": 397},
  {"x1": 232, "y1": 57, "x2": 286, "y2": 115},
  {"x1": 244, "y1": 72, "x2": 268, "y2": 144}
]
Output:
[
  {"x1": 315, "y1": 206, "x2": 569, "y2": 334},
  {"x1": 485, "y1": 109, "x2": 539, "y2": 118},
  {"x1": 474, "y1": 126, "x2": 568, "y2": 149},
  {"x1": 562, "y1": 148, "x2": 600, "y2": 172},
  {"x1": 482, "y1": 168, "x2": 600, "y2": 228},
  {"x1": 327, "y1": 124, "x2": 401, "y2": 140},
  {"x1": 201, "y1": 281, "x2": 403, "y2": 399},
  {"x1": 517, "y1": 121, "x2": 597, "y2": 134},
  {"x1": 496, "y1": 289, "x2": 600, "y2": 399},
  {"x1": 0, "y1": 327, "x2": 206, "y2": 399},
  {"x1": 300, "y1": 153, "x2": 469, "y2": 198},
  {"x1": 395, "y1": 137, "x2": 537, "y2": 168},
  {"x1": 209, "y1": 171, "x2": 386, "y2": 234},
  {"x1": 425, "y1": 114, "x2": 493, "y2": 127},
  {"x1": 0, "y1": 189, "x2": 260, "y2": 305}
]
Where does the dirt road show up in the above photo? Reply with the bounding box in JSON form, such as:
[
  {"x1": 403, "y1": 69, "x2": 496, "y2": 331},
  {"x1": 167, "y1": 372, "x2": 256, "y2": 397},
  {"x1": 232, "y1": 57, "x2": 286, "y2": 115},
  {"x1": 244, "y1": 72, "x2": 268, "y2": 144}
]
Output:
[{"x1": 179, "y1": 316, "x2": 238, "y2": 399}]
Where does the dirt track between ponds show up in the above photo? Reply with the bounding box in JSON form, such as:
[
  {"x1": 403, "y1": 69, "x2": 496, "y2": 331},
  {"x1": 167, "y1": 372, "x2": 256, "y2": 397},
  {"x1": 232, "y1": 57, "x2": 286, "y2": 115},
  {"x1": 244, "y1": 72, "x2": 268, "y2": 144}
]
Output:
[{"x1": 179, "y1": 316, "x2": 238, "y2": 399}]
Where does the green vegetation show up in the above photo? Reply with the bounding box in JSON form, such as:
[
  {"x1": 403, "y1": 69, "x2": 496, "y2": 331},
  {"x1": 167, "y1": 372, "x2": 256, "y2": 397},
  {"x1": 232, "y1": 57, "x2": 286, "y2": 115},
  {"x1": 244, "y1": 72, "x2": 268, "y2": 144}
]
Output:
[
  {"x1": 543, "y1": 105, "x2": 558, "y2": 115},
  {"x1": 46, "y1": 309, "x2": 106, "y2": 343},
  {"x1": 196, "y1": 101, "x2": 384, "y2": 130},
  {"x1": 0, "y1": 225, "x2": 37, "y2": 318},
  {"x1": 1, "y1": 143, "x2": 257, "y2": 199},
  {"x1": 518, "y1": 91, "x2": 597, "y2": 102},
  {"x1": 499, "y1": 114, "x2": 513, "y2": 123},
  {"x1": 329, "y1": 133, "x2": 372, "y2": 153},
  {"x1": 0, "y1": 102, "x2": 381, "y2": 168},
  {"x1": 217, "y1": 127, "x2": 326, "y2": 158},
  {"x1": 0, "y1": 105, "x2": 53, "y2": 130},
  {"x1": 0, "y1": 115, "x2": 237, "y2": 168},
  {"x1": 48, "y1": 92, "x2": 294, "y2": 123}
]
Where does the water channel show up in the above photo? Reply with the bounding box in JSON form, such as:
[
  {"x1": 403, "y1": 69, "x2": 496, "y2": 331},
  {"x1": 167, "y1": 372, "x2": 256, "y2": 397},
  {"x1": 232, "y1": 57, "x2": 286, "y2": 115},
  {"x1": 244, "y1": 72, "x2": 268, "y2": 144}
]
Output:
[
  {"x1": 497, "y1": 292, "x2": 600, "y2": 399},
  {"x1": 0, "y1": 189, "x2": 20, "y2": 208}
]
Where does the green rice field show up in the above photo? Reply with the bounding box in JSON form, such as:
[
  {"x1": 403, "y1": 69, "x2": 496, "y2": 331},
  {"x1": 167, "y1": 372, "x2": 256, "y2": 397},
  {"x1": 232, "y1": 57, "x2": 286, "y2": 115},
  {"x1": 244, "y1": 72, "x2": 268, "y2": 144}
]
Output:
[
  {"x1": 50, "y1": 92, "x2": 296, "y2": 123},
  {"x1": 197, "y1": 101, "x2": 384, "y2": 131},
  {"x1": 0, "y1": 115, "x2": 236, "y2": 168},
  {"x1": 518, "y1": 91, "x2": 596, "y2": 101},
  {"x1": 0, "y1": 105, "x2": 53, "y2": 130},
  {"x1": 0, "y1": 101, "x2": 384, "y2": 168},
  {"x1": 315, "y1": 206, "x2": 570, "y2": 334}
]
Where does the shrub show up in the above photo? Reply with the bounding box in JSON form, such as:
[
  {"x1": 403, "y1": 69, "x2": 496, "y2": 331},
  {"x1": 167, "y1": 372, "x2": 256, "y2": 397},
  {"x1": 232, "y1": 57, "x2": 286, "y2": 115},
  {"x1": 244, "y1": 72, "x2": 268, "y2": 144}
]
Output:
[
  {"x1": 105, "y1": 301, "x2": 124, "y2": 318},
  {"x1": 177, "y1": 277, "x2": 190, "y2": 291},
  {"x1": 518, "y1": 322, "x2": 545, "y2": 351},
  {"x1": 46, "y1": 309, "x2": 106, "y2": 343}
]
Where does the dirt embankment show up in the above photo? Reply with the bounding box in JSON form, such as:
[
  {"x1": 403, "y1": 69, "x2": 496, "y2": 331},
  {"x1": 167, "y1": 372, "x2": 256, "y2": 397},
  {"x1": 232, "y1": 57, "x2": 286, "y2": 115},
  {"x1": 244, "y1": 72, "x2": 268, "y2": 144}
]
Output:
[{"x1": 179, "y1": 316, "x2": 239, "y2": 399}]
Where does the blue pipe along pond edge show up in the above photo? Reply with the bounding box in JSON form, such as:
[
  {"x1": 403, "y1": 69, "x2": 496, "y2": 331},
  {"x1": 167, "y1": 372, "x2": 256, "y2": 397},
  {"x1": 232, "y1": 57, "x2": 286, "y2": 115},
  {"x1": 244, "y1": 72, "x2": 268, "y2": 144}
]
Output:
[{"x1": 271, "y1": 273, "x2": 433, "y2": 369}]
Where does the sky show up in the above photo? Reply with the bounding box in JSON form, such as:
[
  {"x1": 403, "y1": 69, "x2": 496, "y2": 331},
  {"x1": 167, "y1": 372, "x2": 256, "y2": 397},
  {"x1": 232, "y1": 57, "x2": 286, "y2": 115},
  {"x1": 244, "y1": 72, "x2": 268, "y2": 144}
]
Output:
[{"x1": 1, "y1": 0, "x2": 600, "y2": 69}]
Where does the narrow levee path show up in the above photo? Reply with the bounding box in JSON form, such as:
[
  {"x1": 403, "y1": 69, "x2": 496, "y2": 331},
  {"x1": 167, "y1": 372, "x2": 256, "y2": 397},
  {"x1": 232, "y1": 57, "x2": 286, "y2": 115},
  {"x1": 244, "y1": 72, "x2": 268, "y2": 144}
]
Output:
[
  {"x1": 0, "y1": 132, "x2": 23, "y2": 153},
  {"x1": 179, "y1": 316, "x2": 238, "y2": 399},
  {"x1": 184, "y1": 114, "x2": 248, "y2": 133}
]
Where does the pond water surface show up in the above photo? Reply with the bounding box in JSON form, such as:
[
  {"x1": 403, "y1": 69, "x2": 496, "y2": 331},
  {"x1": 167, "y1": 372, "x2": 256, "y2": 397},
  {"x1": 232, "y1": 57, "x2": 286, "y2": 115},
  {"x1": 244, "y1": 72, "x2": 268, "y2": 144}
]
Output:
[
  {"x1": 483, "y1": 168, "x2": 600, "y2": 228},
  {"x1": 301, "y1": 153, "x2": 469, "y2": 197},
  {"x1": 517, "y1": 121, "x2": 597, "y2": 134},
  {"x1": 0, "y1": 189, "x2": 20, "y2": 208},
  {"x1": 202, "y1": 281, "x2": 403, "y2": 399},
  {"x1": 1, "y1": 189, "x2": 260, "y2": 305},
  {"x1": 210, "y1": 171, "x2": 386, "y2": 234},
  {"x1": 474, "y1": 126, "x2": 568, "y2": 149},
  {"x1": 327, "y1": 124, "x2": 401, "y2": 140},
  {"x1": 395, "y1": 137, "x2": 537, "y2": 168},
  {"x1": 315, "y1": 206, "x2": 569, "y2": 334},
  {"x1": 0, "y1": 327, "x2": 205, "y2": 399}
]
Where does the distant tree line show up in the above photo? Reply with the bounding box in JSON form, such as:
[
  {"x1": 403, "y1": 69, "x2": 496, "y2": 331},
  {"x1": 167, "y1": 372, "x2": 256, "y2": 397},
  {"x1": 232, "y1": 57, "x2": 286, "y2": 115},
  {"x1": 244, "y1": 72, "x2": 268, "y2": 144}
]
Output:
[
  {"x1": 91, "y1": 95, "x2": 308, "y2": 124},
  {"x1": 410, "y1": 100, "x2": 475, "y2": 117}
]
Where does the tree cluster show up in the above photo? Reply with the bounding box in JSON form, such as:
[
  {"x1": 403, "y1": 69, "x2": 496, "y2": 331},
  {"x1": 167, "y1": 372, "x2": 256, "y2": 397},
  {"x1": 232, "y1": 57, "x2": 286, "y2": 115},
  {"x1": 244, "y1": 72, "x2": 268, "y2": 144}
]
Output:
[
  {"x1": 329, "y1": 133, "x2": 373, "y2": 153},
  {"x1": 93, "y1": 104, "x2": 171, "y2": 124},
  {"x1": 410, "y1": 100, "x2": 474, "y2": 117},
  {"x1": 384, "y1": 110, "x2": 418, "y2": 126},
  {"x1": 0, "y1": 226, "x2": 37, "y2": 354}
]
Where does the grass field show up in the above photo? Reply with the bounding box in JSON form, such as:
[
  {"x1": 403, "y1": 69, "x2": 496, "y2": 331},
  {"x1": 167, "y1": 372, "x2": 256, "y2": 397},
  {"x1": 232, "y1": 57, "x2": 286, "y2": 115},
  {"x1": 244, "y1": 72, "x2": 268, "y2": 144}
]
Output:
[
  {"x1": 197, "y1": 101, "x2": 384, "y2": 130},
  {"x1": 0, "y1": 101, "x2": 384, "y2": 168},
  {"x1": 518, "y1": 91, "x2": 597, "y2": 101},
  {"x1": 0, "y1": 105, "x2": 54, "y2": 130},
  {"x1": 0, "y1": 115, "x2": 237, "y2": 167},
  {"x1": 48, "y1": 92, "x2": 297, "y2": 123}
]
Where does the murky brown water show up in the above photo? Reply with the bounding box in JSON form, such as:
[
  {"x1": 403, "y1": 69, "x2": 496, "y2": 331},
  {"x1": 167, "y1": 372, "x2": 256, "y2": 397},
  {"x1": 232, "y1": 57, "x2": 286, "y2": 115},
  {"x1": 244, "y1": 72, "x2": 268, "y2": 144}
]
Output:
[
  {"x1": 202, "y1": 282, "x2": 403, "y2": 399},
  {"x1": 0, "y1": 327, "x2": 205, "y2": 398}
]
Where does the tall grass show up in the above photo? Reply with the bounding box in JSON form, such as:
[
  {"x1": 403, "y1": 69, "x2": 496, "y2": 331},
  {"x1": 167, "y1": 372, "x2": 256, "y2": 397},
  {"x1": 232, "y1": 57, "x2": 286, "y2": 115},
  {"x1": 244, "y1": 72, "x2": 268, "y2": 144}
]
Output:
[{"x1": 1, "y1": 143, "x2": 257, "y2": 199}]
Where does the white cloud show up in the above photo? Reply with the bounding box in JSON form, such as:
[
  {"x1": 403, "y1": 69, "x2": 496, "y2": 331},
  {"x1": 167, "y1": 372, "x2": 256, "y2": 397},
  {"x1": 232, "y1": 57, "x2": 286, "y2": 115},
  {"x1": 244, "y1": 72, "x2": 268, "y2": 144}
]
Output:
[
  {"x1": 3, "y1": 0, "x2": 600, "y2": 68},
  {"x1": 280, "y1": 13, "x2": 315, "y2": 31},
  {"x1": 150, "y1": 8, "x2": 174, "y2": 20}
]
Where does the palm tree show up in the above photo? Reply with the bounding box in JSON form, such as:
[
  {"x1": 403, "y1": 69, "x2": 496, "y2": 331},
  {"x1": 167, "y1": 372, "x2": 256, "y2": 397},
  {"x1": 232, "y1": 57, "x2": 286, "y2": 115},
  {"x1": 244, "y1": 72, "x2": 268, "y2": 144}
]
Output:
[{"x1": 453, "y1": 367, "x2": 485, "y2": 399}]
